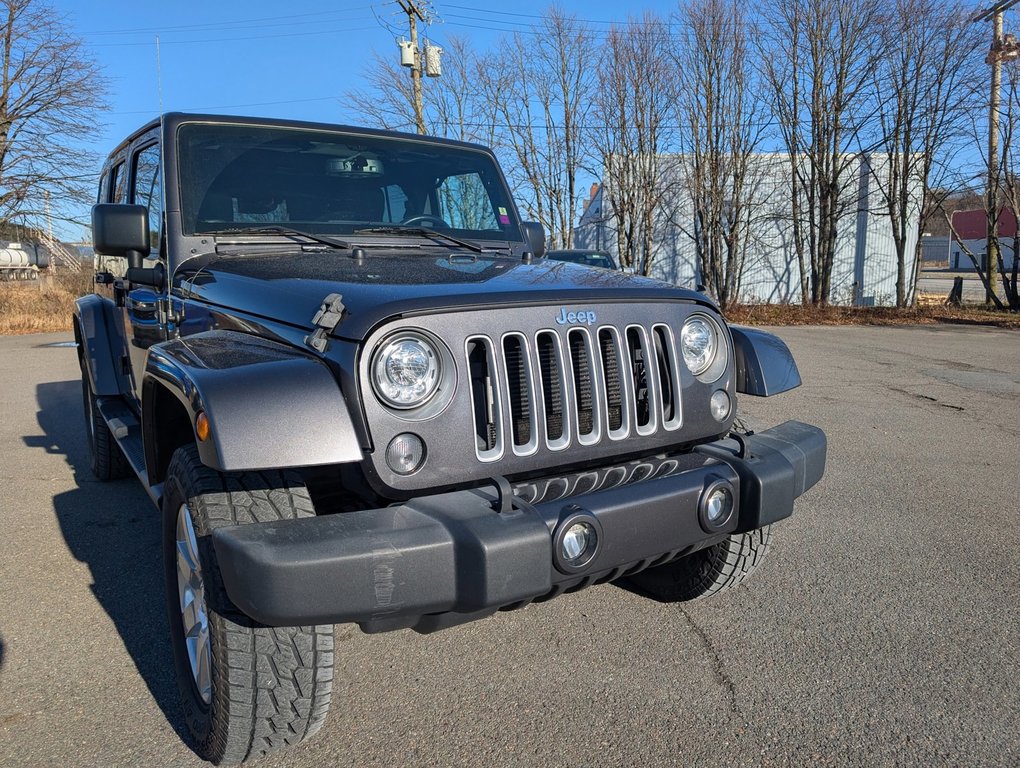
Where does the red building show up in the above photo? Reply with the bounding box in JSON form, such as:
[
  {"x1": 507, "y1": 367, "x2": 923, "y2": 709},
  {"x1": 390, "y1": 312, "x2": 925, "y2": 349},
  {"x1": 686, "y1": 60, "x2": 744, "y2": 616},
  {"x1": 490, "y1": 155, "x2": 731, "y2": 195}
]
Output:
[{"x1": 949, "y1": 209, "x2": 1018, "y2": 269}]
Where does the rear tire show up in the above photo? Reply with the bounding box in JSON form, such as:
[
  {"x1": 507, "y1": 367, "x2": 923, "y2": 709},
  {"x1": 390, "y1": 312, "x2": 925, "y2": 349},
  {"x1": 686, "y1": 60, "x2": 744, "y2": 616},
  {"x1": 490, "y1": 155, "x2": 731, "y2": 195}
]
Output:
[
  {"x1": 625, "y1": 526, "x2": 773, "y2": 602},
  {"x1": 162, "y1": 445, "x2": 334, "y2": 765},
  {"x1": 80, "y1": 374, "x2": 131, "y2": 481}
]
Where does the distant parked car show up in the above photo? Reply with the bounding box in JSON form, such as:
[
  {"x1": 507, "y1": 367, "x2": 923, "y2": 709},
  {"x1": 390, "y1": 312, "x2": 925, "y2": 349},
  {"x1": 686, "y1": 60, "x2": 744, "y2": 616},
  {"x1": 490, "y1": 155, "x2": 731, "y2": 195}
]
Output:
[{"x1": 546, "y1": 248, "x2": 619, "y2": 271}]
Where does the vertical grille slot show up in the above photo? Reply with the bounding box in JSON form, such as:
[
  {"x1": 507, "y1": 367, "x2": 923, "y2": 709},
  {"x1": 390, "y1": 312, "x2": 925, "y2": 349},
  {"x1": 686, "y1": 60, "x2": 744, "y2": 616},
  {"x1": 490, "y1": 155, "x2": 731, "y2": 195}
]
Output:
[
  {"x1": 598, "y1": 328, "x2": 629, "y2": 437},
  {"x1": 503, "y1": 334, "x2": 537, "y2": 454},
  {"x1": 567, "y1": 329, "x2": 600, "y2": 444},
  {"x1": 537, "y1": 332, "x2": 569, "y2": 449},
  {"x1": 626, "y1": 327, "x2": 651, "y2": 430},
  {"x1": 466, "y1": 336, "x2": 503, "y2": 461},
  {"x1": 627, "y1": 325, "x2": 659, "y2": 435},
  {"x1": 653, "y1": 324, "x2": 682, "y2": 430}
]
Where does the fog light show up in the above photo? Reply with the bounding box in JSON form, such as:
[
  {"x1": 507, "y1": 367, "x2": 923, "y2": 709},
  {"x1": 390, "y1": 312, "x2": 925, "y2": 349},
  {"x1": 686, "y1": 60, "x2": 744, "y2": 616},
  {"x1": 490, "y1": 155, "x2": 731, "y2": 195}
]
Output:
[
  {"x1": 710, "y1": 390, "x2": 731, "y2": 421},
  {"x1": 698, "y1": 477, "x2": 736, "y2": 532},
  {"x1": 705, "y1": 487, "x2": 732, "y2": 523},
  {"x1": 385, "y1": 433, "x2": 425, "y2": 475},
  {"x1": 562, "y1": 522, "x2": 593, "y2": 561},
  {"x1": 553, "y1": 510, "x2": 602, "y2": 573}
]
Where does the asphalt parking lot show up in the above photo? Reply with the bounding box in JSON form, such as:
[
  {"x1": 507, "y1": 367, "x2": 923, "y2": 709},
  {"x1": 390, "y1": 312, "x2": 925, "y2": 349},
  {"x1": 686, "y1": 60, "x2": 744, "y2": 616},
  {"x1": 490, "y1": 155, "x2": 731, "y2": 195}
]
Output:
[{"x1": 0, "y1": 324, "x2": 1017, "y2": 767}]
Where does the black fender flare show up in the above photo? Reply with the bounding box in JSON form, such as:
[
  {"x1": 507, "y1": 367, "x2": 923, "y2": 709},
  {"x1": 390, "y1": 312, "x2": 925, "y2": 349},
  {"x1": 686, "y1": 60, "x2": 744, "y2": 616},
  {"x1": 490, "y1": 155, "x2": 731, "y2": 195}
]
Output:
[
  {"x1": 143, "y1": 330, "x2": 362, "y2": 477},
  {"x1": 730, "y1": 326, "x2": 802, "y2": 397},
  {"x1": 73, "y1": 294, "x2": 123, "y2": 396}
]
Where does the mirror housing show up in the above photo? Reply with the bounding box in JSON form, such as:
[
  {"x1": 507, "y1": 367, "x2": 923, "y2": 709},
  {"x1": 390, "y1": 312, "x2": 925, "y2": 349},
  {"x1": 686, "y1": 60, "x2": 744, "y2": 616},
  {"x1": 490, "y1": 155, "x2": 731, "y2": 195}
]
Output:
[
  {"x1": 521, "y1": 221, "x2": 546, "y2": 259},
  {"x1": 92, "y1": 204, "x2": 150, "y2": 269},
  {"x1": 126, "y1": 263, "x2": 166, "y2": 291}
]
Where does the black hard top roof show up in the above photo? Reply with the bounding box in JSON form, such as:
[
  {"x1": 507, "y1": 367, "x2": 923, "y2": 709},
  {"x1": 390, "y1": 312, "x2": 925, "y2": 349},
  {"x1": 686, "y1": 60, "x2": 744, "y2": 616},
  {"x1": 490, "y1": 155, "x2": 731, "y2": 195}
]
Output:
[{"x1": 105, "y1": 112, "x2": 494, "y2": 162}]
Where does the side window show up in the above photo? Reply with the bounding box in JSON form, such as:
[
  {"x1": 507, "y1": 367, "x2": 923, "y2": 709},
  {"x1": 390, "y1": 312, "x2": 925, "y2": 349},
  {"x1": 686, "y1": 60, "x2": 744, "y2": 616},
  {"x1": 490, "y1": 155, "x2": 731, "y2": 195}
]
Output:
[
  {"x1": 98, "y1": 171, "x2": 110, "y2": 204},
  {"x1": 436, "y1": 173, "x2": 499, "y2": 231},
  {"x1": 132, "y1": 144, "x2": 162, "y2": 250},
  {"x1": 383, "y1": 184, "x2": 407, "y2": 223},
  {"x1": 110, "y1": 161, "x2": 127, "y2": 204}
]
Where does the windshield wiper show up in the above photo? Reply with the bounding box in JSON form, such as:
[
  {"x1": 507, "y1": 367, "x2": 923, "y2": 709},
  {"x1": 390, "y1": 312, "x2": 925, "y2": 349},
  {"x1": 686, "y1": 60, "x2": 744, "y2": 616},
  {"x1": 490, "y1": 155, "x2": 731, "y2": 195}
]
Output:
[
  {"x1": 205, "y1": 225, "x2": 352, "y2": 250},
  {"x1": 354, "y1": 225, "x2": 484, "y2": 253}
]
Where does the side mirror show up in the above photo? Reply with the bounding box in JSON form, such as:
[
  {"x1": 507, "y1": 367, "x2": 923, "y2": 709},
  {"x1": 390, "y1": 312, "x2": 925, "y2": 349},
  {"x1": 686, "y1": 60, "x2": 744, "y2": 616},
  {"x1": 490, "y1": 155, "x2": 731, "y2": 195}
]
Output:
[
  {"x1": 92, "y1": 204, "x2": 149, "y2": 269},
  {"x1": 521, "y1": 221, "x2": 546, "y2": 259}
]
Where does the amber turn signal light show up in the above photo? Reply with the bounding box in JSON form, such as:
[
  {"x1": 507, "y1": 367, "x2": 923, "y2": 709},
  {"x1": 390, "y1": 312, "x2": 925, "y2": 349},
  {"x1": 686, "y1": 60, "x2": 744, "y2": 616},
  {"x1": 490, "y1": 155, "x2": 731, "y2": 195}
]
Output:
[{"x1": 195, "y1": 411, "x2": 210, "y2": 442}]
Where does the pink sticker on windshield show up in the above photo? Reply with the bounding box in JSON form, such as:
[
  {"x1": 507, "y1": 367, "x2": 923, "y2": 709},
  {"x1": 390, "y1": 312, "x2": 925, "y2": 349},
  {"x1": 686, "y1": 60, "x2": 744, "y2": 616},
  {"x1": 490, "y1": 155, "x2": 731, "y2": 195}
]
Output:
[{"x1": 499, "y1": 214, "x2": 510, "y2": 224}]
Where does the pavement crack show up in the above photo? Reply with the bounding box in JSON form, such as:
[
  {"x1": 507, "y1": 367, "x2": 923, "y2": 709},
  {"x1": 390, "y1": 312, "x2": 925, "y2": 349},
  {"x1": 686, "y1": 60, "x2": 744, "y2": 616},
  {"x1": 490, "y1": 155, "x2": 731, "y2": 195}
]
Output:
[
  {"x1": 675, "y1": 606, "x2": 741, "y2": 717},
  {"x1": 886, "y1": 386, "x2": 965, "y2": 411}
]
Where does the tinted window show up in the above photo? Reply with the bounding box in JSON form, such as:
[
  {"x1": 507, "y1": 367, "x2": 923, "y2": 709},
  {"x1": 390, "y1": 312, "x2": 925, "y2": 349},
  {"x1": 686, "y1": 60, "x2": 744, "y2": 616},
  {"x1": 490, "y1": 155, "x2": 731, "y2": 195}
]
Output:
[
  {"x1": 110, "y1": 161, "x2": 127, "y2": 204},
  {"x1": 176, "y1": 123, "x2": 518, "y2": 240},
  {"x1": 132, "y1": 144, "x2": 162, "y2": 250}
]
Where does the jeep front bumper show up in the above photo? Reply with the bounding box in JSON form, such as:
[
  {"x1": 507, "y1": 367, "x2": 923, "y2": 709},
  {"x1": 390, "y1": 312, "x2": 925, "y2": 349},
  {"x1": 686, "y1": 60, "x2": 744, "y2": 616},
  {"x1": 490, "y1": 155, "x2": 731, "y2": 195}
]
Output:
[{"x1": 212, "y1": 421, "x2": 825, "y2": 632}]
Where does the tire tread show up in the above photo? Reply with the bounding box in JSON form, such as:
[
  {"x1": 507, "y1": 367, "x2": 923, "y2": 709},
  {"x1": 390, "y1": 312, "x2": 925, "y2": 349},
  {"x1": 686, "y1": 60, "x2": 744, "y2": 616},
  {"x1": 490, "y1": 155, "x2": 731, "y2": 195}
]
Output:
[
  {"x1": 82, "y1": 377, "x2": 131, "y2": 481},
  {"x1": 165, "y1": 446, "x2": 333, "y2": 765},
  {"x1": 623, "y1": 526, "x2": 773, "y2": 603}
]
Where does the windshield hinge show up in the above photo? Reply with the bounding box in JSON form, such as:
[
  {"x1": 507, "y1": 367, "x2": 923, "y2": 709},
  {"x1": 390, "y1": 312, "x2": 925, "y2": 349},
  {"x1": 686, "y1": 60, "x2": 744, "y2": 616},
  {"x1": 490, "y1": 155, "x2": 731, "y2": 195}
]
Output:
[{"x1": 305, "y1": 293, "x2": 346, "y2": 353}]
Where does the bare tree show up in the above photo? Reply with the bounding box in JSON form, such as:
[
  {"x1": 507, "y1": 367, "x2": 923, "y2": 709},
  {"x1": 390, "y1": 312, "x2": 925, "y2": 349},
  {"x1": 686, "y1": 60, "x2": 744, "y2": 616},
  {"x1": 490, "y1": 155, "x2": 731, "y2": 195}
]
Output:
[
  {"x1": 672, "y1": 0, "x2": 766, "y2": 308},
  {"x1": 477, "y1": 8, "x2": 595, "y2": 248},
  {"x1": 871, "y1": 0, "x2": 981, "y2": 308},
  {"x1": 345, "y1": 51, "x2": 417, "y2": 133},
  {"x1": 939, "y1": 201, "x2": 1010, "y2": 307},
  {"x1": 761, "y1": 0, "x2": 885, "y2": 305},
  {"x1": 589, "y1": 13, "x2": 675, "y2": 275},
  {"x1": 994, "y1": 56, "x2": 1020, "y2": 310},
  {"x1": 0, "y1": 0, "x2": 107, "y2": 230},
  {"x1": 345, "y1": 37, "x2": 494, "y2": 145}
]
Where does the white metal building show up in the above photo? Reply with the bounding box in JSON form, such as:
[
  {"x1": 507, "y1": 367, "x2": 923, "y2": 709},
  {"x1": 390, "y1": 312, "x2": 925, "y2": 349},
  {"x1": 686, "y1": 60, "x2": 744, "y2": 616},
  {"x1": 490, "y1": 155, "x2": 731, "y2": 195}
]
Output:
[{"x1": 574, "y1": 153, "x2": 922, "y2": 306}]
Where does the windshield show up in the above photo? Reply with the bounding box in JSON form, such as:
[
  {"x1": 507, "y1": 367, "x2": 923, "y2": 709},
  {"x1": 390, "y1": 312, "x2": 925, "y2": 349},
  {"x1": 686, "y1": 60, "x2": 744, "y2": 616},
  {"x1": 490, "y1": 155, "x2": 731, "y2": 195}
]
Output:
[{"x1": 176, "y1": 123, "x2": 521, "y2": 242}]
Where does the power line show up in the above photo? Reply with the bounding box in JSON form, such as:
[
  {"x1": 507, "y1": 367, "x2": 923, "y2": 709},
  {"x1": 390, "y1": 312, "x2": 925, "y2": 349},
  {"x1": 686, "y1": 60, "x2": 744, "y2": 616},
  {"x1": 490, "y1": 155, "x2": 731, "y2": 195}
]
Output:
[
  {"x1": 110, "y1": 96, "x2": 341, "y2": 117},
  {"x1": 82, "y1": 6, "x2": 375, "y2": 36},
  {"x1": 89, "y1": 24, "x2": 379, "y2": 47}
]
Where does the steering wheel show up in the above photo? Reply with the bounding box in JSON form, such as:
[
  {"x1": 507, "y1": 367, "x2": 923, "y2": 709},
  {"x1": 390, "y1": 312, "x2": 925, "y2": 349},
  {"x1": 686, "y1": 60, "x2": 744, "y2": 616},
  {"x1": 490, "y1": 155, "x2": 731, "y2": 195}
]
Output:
[{"x1": 400, "y1": 214, "x2": 450, "y2": 228}]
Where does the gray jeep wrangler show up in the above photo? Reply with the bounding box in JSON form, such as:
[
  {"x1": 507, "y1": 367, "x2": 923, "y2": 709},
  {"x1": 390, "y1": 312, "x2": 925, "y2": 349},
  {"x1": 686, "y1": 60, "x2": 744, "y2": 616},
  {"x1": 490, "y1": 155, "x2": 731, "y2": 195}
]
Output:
[{"x1": 76, "y1": 113, "x2": 825, "y2": 764}]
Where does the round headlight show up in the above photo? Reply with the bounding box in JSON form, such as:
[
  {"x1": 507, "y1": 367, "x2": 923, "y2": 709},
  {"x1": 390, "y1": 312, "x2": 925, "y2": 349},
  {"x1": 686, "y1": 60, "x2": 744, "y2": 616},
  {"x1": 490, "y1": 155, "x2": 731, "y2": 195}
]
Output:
[
  {"x1": 680, "y1": 316, "x2": 718, "y2": 376},
  {"x1": 372, "y1": 335, "x2": 441, "y2": 409}
]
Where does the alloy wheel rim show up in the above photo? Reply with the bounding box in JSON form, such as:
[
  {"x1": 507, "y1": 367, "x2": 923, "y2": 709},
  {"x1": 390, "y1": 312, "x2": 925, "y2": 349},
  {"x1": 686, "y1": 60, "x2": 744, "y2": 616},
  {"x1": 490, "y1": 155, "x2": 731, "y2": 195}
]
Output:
[{"x1": 176, "y1": 503, "x2": 212, "y2": 704}]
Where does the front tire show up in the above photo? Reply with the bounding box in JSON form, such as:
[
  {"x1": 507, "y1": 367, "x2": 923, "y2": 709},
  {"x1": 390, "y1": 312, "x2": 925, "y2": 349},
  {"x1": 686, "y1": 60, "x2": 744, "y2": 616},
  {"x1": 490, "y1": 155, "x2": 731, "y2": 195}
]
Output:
[
  {"x1": 624, "y1": 526, "x2": 773, "y2": 602},
  {"x1": 162, "y1": 445, "x2": 334, "y2": 765}
]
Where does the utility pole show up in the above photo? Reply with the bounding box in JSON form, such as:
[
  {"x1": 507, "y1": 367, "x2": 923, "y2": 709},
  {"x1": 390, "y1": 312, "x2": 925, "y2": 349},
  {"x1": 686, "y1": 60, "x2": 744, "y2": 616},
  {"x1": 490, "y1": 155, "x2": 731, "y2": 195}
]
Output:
[
  {"x1": 397, "y1": 0, "x2": 427, "y2": 134},
  {"x1": 975, "y1": 1, "x2": 1020, "y2": 304}
]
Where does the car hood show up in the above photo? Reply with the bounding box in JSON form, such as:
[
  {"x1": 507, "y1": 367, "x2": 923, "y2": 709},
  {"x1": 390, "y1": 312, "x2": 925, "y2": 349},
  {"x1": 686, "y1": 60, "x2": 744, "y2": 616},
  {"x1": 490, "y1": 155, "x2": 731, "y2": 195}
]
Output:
[{"x1": 180, "y1": 249, "x2": 708, "y2": 340}]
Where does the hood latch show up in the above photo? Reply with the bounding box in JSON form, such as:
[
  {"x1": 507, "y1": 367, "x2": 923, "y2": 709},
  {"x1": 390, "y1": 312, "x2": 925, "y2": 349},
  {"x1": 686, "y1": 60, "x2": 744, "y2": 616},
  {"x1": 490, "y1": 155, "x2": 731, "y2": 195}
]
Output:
[{"x1": 305, "y1": 293, "x2": 346, "y2": 353}]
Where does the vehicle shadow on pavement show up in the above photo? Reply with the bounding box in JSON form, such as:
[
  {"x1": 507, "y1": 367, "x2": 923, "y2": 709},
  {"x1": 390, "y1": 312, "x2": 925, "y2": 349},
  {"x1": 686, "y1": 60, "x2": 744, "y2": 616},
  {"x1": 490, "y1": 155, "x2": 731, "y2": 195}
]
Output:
[{"x1": 30, "y1": 380, "x2": 189, "y2": 744}]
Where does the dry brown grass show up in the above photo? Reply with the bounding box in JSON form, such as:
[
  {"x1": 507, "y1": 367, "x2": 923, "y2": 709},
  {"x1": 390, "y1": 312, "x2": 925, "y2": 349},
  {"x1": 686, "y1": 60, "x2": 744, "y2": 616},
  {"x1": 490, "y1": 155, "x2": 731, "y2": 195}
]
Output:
[
  {"x1": 2, "y1": 273, "x2": 1018, "y2": 335},
  {"x1": 0, "y1": 271, "x2": 93, "y2": 335},
  {"x1": 725, "y1": 302, "x2": 1020, "y2": 329}
]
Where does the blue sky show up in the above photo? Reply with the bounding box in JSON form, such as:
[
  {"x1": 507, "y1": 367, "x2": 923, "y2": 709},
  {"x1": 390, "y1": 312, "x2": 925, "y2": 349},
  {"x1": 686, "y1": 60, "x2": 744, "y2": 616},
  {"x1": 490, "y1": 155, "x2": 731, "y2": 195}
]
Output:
[{"x1": 51, "y1": 0, "x2": 680, "y2": 238}]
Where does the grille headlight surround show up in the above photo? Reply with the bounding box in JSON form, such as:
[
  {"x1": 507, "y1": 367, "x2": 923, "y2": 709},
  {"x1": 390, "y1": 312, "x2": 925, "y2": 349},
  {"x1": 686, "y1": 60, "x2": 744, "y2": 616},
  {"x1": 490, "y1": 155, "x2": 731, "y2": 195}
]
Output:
[
  {"x1": 372, "y1": 334, "x2": 442, "y2": 409},
  {"x1": 680, "y1": 313, "x2": 728, "y2": 382}
]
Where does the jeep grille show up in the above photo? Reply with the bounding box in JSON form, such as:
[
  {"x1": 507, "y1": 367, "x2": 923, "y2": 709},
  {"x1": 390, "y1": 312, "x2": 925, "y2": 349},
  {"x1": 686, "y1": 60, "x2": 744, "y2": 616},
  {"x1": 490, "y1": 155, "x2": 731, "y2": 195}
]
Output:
[{"x1": 466, "y1": 323, "x2": 683, "y2": 461}]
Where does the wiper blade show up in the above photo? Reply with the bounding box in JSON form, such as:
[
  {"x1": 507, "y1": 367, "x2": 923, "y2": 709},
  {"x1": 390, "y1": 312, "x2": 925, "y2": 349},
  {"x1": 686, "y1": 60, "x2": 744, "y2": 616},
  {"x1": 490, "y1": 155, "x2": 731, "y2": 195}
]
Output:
[
  {"x1": 206, "y1": 225, "x2": 352, "y2": 250},
  {"x1": 354, "y1": 225, "x2": 484, "y2": 253}
]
